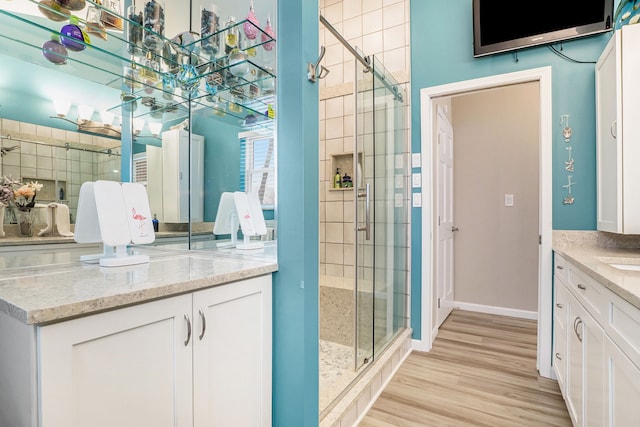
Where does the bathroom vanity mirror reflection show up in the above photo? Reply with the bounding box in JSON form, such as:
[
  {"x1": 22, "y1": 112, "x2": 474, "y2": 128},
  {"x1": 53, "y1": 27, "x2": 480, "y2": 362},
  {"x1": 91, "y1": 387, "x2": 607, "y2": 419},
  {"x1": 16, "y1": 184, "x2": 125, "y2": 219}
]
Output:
[{"x1": 0, "y1": 0, "x2": 277, "y2": 253}]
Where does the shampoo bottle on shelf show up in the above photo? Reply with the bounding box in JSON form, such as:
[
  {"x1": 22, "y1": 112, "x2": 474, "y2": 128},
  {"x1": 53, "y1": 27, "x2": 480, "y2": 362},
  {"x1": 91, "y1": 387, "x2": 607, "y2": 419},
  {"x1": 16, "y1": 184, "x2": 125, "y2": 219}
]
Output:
[
  {"x1": 152, "y1": 214, "x2": 159, "y2": 232},
  {"x1": 334, "y1": 168, "x2": 342, "y2": 188}
]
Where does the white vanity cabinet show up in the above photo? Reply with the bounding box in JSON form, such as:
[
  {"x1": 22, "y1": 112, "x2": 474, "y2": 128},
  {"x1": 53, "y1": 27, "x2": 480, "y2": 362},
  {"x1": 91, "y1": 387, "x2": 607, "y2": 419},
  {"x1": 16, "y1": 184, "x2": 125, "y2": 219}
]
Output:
[
  {"x1": 595, "y1": 22, "x2": 640, "y2": 234},
  {"x1": 3, "y1": 275, "x2": 272, "y2": 427},
  {"x1": 553, "y1": 253, "x2": 640, "y2": 426}
]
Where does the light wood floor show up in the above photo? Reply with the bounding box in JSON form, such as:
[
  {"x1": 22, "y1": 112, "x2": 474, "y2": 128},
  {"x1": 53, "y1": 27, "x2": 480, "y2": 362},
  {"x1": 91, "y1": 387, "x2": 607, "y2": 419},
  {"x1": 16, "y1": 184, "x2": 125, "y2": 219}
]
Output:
[{"x1": 359, "y1": 310, "x2": 572, "y2": 427}]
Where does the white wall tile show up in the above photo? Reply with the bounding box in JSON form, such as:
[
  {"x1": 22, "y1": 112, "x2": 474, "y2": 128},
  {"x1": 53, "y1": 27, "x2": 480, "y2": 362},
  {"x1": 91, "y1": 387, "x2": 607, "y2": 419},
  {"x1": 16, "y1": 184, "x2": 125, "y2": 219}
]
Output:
[
  {"x1": 325, "y1": 97, "x2": 345, "y2": 119},
  {"x1": 19, "y1": 122, "x2": 36, "y2": 135},
  {"x1": 325, "y1": 243, "x2": 344, "y2": 263},
  {"x1": 325, "y1": 222, "x2": 344, "y2": 244},
  {"x1": 326, "y1": 200, "x2": 345, "y2": 222},
  {"x1": 362, "y1": 31, "x2": 383, "y2": 56},
  {"x1": 325, "y1": 117, "x2": 344, "y2": 140},
  {"x1": 342, "y1": 16, "x2": 362, "y2": 41},
  {"x1": 36, "y1": 125, "x2": 52, "y2": 140},
  {"x1": 383, "y1": 1, "x2": 405, "y2": 29},
  {"x1": 362, "y1": 9, "x2": 383, "y2": 34},
  {"x1": 383, "y1": 24, "x2": 405, "y2": 51},
  {"x1": 37, "y1": 156, "x2": 53, "y2": 171},
  {"x1": 325, "y1": 62, "x2": 344, "y2": 87},
  {"x1": 325, "y1": 43, "x2": 344, "y2": 67},
  {"x1": 343, "y1": 0, "x2": 362, "y2": 21},
  {"x1": 324, "y1": 3, "x2": 343, "y2": 26},
  {"x1": 382, "y1": 46, "x2": 407, "y2": 74},
  {"x1": 363, "y1": 0, "x2": 382, "y2": 14},
  {"x1": 326, "y1": 137, "x2": 344, "y2": 156}
]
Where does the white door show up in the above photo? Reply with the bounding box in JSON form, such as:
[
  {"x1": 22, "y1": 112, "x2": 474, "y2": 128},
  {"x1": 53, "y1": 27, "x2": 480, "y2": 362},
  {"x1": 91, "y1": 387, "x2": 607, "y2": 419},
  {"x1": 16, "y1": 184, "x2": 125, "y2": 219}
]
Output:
[{"x1": 436, "y1": 106, "x2": 455, "y2": 327}]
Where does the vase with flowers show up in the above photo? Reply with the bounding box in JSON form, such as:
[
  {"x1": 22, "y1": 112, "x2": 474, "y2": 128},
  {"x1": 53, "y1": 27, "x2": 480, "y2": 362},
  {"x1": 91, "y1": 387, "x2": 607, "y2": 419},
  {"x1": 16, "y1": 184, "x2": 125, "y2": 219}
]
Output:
[
  {"x1": 0, "y1": 176, "x2": 21, "y2": 237},
  {"x1": 12, "y1": 181, "x2": 43, "y2": 237}
]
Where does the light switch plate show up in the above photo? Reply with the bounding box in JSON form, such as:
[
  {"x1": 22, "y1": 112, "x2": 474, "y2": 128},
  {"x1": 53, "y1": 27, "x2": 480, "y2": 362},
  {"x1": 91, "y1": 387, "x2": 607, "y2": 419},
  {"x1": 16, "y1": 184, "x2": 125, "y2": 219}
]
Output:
[
  {"x1": 412, "y1": 192, "x2": 422, "y2": 207},
  {"x1": 411, "y1": 153, "x2": 421, "y2": 168},
  {"x1": 505, "y1": 193, "x2": 514, "y2": 207},
  {"x1": 412, "y1": 173, "x2": 421, "y2": 188}
]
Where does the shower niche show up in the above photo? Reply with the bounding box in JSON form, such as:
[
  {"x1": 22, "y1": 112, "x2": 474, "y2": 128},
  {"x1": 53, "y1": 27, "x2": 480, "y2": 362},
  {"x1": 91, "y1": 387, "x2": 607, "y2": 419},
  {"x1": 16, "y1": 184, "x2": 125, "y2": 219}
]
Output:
[{"x1": 329, "y1": 152, "x2": 362, "y2": 190}]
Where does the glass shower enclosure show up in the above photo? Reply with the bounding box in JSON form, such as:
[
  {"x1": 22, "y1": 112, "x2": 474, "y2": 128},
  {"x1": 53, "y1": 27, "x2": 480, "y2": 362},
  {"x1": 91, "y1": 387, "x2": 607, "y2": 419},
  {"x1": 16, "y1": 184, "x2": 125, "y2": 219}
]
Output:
[
  {"x1": 354, "y1": 52, "x2": 409, "y2": 372},
  {"x1": 318, "y1": 13, "x2": 409, "y2": 416}
]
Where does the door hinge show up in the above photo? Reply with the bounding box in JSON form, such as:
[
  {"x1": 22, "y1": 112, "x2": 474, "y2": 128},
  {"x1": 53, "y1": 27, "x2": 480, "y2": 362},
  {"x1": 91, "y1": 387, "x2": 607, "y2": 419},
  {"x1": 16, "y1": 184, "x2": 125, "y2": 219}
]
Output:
[
  {"x1": 539, "y1": 234, "x2": 542, "y2": 245},
  {"x1": 438, "y1": 216, "x2": 441, "y2": 226},
  {"x1": 438, "y1": 298, "x2": 441, "y2": 309}
]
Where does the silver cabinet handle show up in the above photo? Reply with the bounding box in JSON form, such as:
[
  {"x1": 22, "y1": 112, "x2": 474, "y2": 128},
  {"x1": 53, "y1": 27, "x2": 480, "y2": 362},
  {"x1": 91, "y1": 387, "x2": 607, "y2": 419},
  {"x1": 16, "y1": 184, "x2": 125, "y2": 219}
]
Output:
[
  {"x1": 198, "y1": 308, "x2": 206, "y2": 340},
  {"x1": 357, "y1": 183, "x2": 371, "y2": 240},
  {"x1": 555, "y1": 352, "x2": 562, "y2": 360},
  {"x1": 184, "y1": 313, "x2": 192, "y2": 346},
  {"x1": 451, "y1": 226, "x2": 459, "y2": 232},
  {"x1": 574, "y1": 317, "x2": 583, "y2": 342},
  {"x1": 556, "y1": 303, "x2": 563, "y2": 309},
  {"x1": 577, "y1": 284, "x2": 587, "y2": 291},
  {"x1": 556, "y1": 265, "x2": 564, "y2": 270},
  {"x1": 611, "y1": 120, "x2": 617, "y2": 139}
]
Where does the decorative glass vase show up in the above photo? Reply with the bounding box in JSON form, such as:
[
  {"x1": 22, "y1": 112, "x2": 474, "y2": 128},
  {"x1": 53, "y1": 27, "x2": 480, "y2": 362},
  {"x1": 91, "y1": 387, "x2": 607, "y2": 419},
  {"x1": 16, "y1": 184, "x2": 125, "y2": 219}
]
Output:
[
  {"x1": 0, "y1": 204, "x2": 5, "y2": 237},
  {"x1": 14, "y1": 208, "x2": 34, "y2": 237}
]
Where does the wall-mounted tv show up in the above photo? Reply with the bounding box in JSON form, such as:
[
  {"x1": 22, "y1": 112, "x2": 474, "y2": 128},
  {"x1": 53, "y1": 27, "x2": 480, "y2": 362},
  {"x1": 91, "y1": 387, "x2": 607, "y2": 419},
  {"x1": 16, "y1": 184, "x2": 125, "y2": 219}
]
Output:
[{"x1": 473, "y1": 0, "x2": 614, "y2": 58}]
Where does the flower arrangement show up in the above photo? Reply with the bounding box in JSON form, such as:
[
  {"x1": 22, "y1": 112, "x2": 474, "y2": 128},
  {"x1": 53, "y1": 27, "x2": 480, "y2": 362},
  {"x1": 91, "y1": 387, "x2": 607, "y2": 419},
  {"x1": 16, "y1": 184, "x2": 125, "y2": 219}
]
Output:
[
  {"x1": 13, "y1": 181, "x2": 43, "y2": 211},
  {"x1": 0, "y1": 176, "x2": 43, "y2": 211},
  {"x1": 0, "y1": 176, "x2": 20, "y2": 206}
]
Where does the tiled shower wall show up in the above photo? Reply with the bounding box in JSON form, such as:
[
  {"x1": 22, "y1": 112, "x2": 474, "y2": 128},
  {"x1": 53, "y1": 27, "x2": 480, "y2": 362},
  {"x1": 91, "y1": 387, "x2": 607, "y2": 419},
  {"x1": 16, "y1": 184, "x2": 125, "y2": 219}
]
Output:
[
  {"x1": 0, "y1": 119, "x2": 121, "y2": 221},
  {"x1": 318, "y1": 0, "x2": 411, "y2": 280}
]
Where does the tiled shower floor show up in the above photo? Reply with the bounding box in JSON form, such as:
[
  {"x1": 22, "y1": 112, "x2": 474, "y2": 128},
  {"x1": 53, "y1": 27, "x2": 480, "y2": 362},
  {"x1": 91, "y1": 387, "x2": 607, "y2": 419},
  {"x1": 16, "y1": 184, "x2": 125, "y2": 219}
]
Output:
[{"x1": 319, "y1": 339, "x2": 370, "y2": 414}]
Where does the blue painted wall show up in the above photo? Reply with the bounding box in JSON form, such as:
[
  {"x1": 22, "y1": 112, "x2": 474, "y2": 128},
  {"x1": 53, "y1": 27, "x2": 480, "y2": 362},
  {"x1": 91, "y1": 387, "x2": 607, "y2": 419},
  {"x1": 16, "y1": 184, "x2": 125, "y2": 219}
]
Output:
[
  {"x1": 273, "y1": 0, "x2": 319, "y2": 425},
  {"x1": 408, "y1": 1, "x2": 615, "y2": 339}
]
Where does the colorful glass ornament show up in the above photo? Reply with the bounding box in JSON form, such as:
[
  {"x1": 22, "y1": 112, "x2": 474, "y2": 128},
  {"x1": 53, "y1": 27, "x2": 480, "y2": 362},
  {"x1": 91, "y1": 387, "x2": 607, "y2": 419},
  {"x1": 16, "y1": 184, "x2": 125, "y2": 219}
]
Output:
[
  {"x1": 55, "y1": 0, "x2": 85, "y2": 12},
  {"x1": 243, "y1": 1, "x2": 260, "y2": 40},
  {"x1": 176, "y1": 63, "x2": 200, "y2": 98},
  {"x1": 42, "y1": 34, "x2": 68, "y2": 64},
  {"x1": 38, "y1": 0, "x2": 69, "y2": 22},
  {"x1": 261, "y1": 16, "x2": 275, "y2": 51},
  {"x1": 60, "y1": 16, "x2": 90, "y2": 51}
]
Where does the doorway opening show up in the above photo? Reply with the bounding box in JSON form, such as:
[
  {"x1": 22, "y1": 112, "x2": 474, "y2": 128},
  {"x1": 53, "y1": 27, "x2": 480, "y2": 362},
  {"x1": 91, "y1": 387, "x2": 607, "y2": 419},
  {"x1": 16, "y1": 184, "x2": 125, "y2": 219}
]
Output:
[{"x1": 419, "y1": 67, "x2": 553, "y2": 379}]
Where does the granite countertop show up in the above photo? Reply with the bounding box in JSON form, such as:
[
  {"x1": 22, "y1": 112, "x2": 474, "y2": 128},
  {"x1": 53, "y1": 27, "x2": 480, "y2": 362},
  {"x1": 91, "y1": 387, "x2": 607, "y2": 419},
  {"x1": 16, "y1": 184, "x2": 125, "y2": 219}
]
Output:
[
  {"x1": 553, "y1": 231, "x2": 640, "y2": 310},
  {"x1": 0, "y1": 244, "x2": 278, "y2": 325}
]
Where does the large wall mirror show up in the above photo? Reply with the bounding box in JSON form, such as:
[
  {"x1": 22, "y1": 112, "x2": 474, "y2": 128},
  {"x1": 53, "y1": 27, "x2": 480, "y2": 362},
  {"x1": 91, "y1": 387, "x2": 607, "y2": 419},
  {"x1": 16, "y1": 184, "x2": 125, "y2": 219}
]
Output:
[{"x1": 0, "y1": 0, "x2": 277, "y2": 255}]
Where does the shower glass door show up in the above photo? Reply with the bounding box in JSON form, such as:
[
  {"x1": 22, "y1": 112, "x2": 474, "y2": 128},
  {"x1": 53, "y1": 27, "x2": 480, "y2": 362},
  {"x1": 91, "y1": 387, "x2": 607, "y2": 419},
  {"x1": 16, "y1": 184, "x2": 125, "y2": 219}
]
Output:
[{"x1": 354, "y1": 53, "x2": 408, "y2": 371}]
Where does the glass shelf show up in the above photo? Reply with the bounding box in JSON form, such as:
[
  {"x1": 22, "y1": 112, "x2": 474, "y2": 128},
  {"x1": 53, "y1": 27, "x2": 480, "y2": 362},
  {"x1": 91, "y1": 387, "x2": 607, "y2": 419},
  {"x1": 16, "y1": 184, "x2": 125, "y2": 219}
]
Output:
[{"x1": 0, "y1": 1, "x2": 276, "y2": 131}]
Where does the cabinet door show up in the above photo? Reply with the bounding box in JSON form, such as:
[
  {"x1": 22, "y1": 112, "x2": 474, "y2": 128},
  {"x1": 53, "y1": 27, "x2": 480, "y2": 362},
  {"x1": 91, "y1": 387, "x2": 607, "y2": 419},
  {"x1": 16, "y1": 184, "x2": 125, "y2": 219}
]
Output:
[
  {"x1": 192, "y1": 275, "x2": 272, "y2": 427},
  {"x1": 604, "y1": 335, "x2": 640, "y2": 427},
  {"x1": 553, "y1": 281, "x2": 568, "y2": 392},
  {"x1": 566, "y1": 293, "x2": 584, "y2": 426},
  {"x1": 595, "y1": 31, "x2": 620, "y2": 233},
  {"x1": 38, "y1": 294, "x2": 193, "y2": 427},
  {"x1": 583, "y1": 307, "x2": 604, "y2": 427}
]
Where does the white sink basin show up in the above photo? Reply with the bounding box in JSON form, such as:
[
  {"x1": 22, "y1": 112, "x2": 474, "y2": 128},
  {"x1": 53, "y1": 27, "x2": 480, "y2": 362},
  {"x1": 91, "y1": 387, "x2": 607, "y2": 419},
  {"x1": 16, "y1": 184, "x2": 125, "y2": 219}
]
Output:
[
  {"x1": 608, "y1": 263, "x2": 640, "y2": 271},
  {"x1": 597, "y1": 256, "x2": 640, "y2": 271}
]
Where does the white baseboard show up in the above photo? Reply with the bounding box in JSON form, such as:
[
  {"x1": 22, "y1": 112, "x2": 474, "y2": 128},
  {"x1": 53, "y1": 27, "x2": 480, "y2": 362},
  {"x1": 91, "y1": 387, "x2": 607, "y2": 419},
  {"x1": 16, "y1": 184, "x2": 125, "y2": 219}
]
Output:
[{"x1": 453, "y1": 301, "x2": 538, "y2": 320}]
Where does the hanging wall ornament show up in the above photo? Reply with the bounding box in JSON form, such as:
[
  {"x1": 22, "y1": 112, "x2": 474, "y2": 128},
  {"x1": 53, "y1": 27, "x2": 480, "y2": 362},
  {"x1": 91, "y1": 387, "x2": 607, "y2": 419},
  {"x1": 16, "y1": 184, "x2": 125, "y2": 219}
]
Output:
[
  {"x1": 562, "y1": 175, "x2": 575, "y2": 205},
  {"x1": 243, "y1": 1, "x2": 260, "y2": 40},
  {"x1": 561, "y1": 114, "x2": 572, "y2": 142},
  {"x1": 261, "y1": 16, "x2": 275, "y2": 51}
]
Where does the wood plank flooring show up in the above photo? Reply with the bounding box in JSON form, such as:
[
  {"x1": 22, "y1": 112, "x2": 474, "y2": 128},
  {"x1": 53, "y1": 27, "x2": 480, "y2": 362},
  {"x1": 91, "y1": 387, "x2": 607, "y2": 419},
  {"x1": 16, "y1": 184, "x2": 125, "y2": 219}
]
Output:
[{"x1": 359, "y1": 310, "x2": 572, "y2": 427}]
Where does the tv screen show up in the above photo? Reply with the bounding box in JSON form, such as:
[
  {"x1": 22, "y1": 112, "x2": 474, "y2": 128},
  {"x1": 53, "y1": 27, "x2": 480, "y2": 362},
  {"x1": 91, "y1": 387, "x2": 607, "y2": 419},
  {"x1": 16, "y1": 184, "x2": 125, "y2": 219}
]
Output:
[{"x1": 473, "y1": 0, "x2": 613, "y2": 57}]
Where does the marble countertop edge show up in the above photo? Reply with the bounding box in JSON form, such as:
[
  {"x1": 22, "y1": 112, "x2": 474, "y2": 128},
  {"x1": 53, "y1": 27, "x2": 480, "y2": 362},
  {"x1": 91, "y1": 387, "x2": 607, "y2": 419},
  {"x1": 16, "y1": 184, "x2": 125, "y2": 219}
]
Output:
[
  {"x1": 0, "y1": 246, "x2": 278, "y2": 325},
  {"x1": 552, "y1": 230, "x2": 640, "y2": 310}
]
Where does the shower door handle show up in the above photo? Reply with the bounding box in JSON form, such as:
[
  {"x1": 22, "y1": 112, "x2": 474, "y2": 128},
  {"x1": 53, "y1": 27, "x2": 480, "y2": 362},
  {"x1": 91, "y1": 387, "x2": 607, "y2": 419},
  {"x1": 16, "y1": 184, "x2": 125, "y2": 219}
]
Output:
[{"x1": 357, "y1": 183, "x2": 371, "y2": 240}]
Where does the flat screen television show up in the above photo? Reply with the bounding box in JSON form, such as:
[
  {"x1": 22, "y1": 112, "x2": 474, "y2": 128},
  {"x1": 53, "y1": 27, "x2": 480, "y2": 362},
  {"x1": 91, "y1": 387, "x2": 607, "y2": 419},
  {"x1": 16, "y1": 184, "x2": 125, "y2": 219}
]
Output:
[{"x1": 473, "y1": 0, "x2": 614, "y2": 58}]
